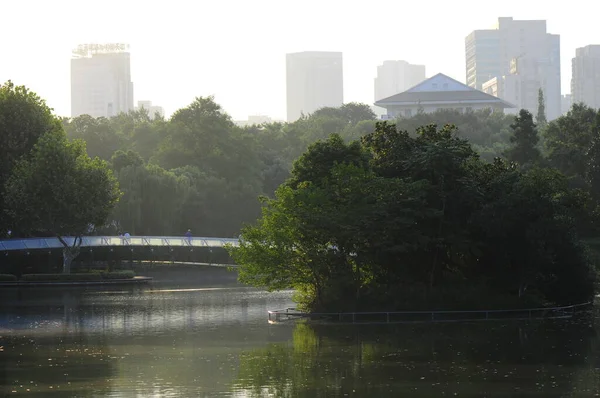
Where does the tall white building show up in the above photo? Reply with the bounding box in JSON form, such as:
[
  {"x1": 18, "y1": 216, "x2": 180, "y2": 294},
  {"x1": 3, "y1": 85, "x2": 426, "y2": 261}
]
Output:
[
  {"x1": 466, "y1": 17, "x2": 561, "y2": 121},
  {"x1": 286, "y1": 51, "x2": 343, "y2": 122},
  {"x1": 136, "y1": 100, "x2": 164, "y2": 119},
  {"x1": 561, "y1": 94, "x2": 572, "y2": 115},
  {"x1": 571, "y1": 45, "x2": 600, "y2": 109},
  {"x1": 71, "y1": 43, "x2": 134, "y2": 118},
  {"x1": 374, "y1": 60, "x2": 426, "y2": 101}
]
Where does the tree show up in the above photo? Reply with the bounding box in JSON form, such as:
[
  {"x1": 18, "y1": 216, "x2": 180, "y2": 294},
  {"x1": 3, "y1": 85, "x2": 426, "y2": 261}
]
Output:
[
  {"x1": 111, "y1": 149, "x2": 144, "y2": 173},
  {"x1": 504, "y1": 109, "x2": 540, "y2": 166},
  {"x1": 4, "y1": 130, "x2": 121, "y2": 273},
  {"x1": 543, "y1": 103, "x2": 598, "y2": 177},
  {"x1": 310, "y1": 103, "x2": 376, "y2": 126},
  {"x1": 230, "y1": 121, "x2": 596, "y2": 311},
  {"x1": 586, "y1": 112, "x2": 600, "y2": 200},
  {"x1": 340, "y1": 102, "x2": 376, "y2": 124},
  {"x1": 287, "y1": 134, "x2": 369, "y2": 189},
  {"x1": 0, "y1": 81, "x2": 62, "y2": 236},
  {"x1": 536, "y1": 88, "x2": 547, "y2": 128},
  {"x1": 63, "y1": 115, "x2": 124, "y2": 160}
]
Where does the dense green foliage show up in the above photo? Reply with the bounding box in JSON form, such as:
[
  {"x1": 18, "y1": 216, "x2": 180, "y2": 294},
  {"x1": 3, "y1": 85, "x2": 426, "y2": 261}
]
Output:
[
  {"x1": 504, "y1": 109, "x2": 541, "y2": 166},
  {"x1": 1, "y1": 82, "x2": 121, "y2": 273},
  {"x1": 57, "y1": 100, "x2": 517, "y2": 237},
  {"x1": 4, "y1": 130, "x2": 120, "y2": 238},
  {"x1": 3, "y1": 80, "x2": 600, "y2": 309},
  {"x1": 0, "y1": 81, "x2": 63, "y2": 236},
  {"x1": 230, "y1": 122, "x2": 597, "y2": 311},
  {"x1": 537, "y1": 88, "x2": 547, "y2": 128}
]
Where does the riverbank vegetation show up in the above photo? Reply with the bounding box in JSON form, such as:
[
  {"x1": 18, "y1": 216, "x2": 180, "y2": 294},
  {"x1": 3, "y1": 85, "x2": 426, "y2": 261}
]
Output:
[
  {"x1": 2, "y1": 81, "x2": 600, "y2": 308},
  {"x1": 230, "y1": 120, "x2": 599, "y2": 311}
]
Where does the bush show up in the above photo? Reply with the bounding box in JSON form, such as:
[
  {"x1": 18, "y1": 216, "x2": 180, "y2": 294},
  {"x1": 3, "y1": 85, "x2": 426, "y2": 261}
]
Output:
[
  {"x1": 21, "y1": 273, "x2": 102, "y2": 281},
  {"x1": 20, "y1": 271, "x2": 136, "y2": 282},
  {"x1": 101, "y1": 270, "x2": 135, "y2": 279},
  {"x1": 0, "y1": 274, "x2": 17, "y2": 282}
]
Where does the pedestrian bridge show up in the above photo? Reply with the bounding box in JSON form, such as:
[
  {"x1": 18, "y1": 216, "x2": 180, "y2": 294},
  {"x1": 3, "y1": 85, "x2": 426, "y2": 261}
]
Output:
[{"x1": 0, "y1": 236, "x2": 240, "y2": 252}]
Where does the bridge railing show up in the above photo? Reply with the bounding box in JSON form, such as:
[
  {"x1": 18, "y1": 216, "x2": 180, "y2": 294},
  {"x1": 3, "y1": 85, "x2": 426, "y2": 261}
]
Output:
[
  {"x1": 267, "y1": 302, "x2": 593, "y2": 324},
  {"x1": 0, "y1": 236, "x2": 240, "y2": 252}
]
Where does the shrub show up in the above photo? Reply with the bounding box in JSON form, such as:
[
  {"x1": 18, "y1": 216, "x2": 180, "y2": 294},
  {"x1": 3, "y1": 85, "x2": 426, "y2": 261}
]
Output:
[
  {"x1": 101, "y1": 270, "x2": 135, "y2": 279},
  {"x1": 20, "y1": 271, "x2": 136, "y2": 282},
  {"x1": 0, "y1": 274, "x2": 17, "y2": 282},
  {"x1": 21, "y1": 273, "x2": 102, "y2": 282}
]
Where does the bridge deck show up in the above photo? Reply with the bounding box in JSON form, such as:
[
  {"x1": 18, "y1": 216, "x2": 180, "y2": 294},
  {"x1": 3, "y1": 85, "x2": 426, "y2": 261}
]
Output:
[{"x1": 0, "y1": 236, "x2": 240, "y2": 252}]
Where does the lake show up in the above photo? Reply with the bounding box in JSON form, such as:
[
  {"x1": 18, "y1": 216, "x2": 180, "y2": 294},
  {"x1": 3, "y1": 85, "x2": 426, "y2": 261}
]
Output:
[{"x1": 1, "y1": 269, "x2": 599, "y2": 397}]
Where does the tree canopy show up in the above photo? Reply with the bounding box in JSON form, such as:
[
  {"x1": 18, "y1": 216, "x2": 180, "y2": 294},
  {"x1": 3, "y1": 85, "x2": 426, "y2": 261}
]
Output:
[
  {"x1": 0, "y1": 81, "x2": 62, "y2": 235},
  {"x1": 3, "y1": 81, "x2": 600, "y2": 305},
  {"x1": 4, "y1": 130, "x2": 120, "y2": 272},
  {"x1": 230, "y1": 122, "x2": 596, "y2": 311}
]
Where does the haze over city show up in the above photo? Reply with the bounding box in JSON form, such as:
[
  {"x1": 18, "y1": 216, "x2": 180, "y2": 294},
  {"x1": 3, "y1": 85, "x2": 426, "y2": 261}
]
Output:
[{"x1": 2, "y1": 0, "x2": 599, "y2": 120}]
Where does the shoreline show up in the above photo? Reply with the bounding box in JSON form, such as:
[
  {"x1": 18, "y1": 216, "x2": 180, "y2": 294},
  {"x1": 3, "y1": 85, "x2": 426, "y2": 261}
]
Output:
[{"x1": 0, "y1": 276, "x2": 153, "y2": 287}]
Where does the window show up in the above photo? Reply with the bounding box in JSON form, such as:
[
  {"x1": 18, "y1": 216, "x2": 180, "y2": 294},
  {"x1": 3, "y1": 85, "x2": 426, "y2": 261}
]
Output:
[{"x1": 432, "y1": 83, "x2": 438, "y2": 89}]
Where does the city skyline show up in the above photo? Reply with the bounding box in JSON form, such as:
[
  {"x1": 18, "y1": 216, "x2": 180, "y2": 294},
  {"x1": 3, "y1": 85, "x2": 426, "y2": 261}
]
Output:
[
  {"x1": 467, "y1": 17, "x2": 562, "y2": 120},
  {"x1": 2, "y1": 0, "x2": 600, "y2": 120}
]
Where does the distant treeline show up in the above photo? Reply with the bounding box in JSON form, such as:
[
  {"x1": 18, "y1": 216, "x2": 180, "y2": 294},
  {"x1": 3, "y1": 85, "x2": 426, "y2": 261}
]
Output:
[{"x1": 58, "y1": 100, "x2": 536, "y2": 237}]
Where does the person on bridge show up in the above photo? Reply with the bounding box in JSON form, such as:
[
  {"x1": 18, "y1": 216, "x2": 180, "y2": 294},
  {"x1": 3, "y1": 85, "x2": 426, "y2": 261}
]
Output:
[{"x1": 185, "y1": 229, "x2": 192, "y2": 244}]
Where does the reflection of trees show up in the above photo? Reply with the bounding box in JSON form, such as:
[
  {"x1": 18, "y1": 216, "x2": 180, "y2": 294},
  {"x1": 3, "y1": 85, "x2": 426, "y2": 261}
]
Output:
[
  {"x1": 0, "y1": 291, "x2": 116, "y2": 396},
  {"x1": 234, "y1": 316, "x2": 600, "y2": 397}
]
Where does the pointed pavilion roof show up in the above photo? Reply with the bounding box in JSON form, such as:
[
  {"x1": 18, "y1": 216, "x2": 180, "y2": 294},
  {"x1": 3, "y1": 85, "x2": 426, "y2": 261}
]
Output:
[{"x1": 375, "y1": 73, "x2": 516, "y2": 108}]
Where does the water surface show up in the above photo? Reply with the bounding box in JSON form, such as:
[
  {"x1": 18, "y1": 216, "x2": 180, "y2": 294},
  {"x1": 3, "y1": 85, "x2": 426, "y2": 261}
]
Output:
[{"x1": 1, "y1": 275, "x2": 599, "y2": 397}]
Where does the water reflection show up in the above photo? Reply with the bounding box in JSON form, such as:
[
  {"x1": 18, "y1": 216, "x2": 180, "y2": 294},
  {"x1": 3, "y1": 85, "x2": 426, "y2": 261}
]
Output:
[
  {"x1": 0, "y1": 283, "x2": 599, "y2": 397},
  {"x1": 0, "y1": 285, "x2": 294, "y2": 396},
  {"x1": 234, "y1": 315, "x2": 600, "y2": 397}
]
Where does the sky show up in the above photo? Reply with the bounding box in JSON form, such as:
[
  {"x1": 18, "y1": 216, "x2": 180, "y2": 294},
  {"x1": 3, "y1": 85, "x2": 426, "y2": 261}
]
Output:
[{"x1": 1, "y1": 0, "x2": 598, "y2": 121}]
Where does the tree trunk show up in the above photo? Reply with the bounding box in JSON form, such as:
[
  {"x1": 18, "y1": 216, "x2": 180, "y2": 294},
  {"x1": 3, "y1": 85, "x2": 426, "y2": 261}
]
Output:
[
  {"x1": 58, "y1": 236, "x2": 82, "y2": 274},
  {"x1": 62, "y1": 248, "x2": 76, "y2": 274}
]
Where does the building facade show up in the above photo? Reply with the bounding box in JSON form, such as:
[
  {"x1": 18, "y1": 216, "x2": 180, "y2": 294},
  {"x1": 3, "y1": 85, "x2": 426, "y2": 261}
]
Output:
[
  {"x1": 71, "y1": 43, "x2": 134, "y2": 118},
  {"x1": 465, "y1": 29, "x2": 501, "y2": 90},
  {"x1": 465, "y1": 17, "x2": 561, "y2": 121},
  {"x1": 375, "y1": 73, "x2": 515, "y2": 119},
  {"x1": 286, "y1": 51, "x2": 343, "y2": 122},
  {"x1": 136, "y1": 100, "x2": 164, "y2": 119},
  {"x1": 561, "y1": 94, "x2": 572, "y2": 115},
  {"x1": 374, "y1": 60, "x2": 426, "y2": 101},
  {"x1": 572, "y1": 45, "x2": 600, "y2": 109}
]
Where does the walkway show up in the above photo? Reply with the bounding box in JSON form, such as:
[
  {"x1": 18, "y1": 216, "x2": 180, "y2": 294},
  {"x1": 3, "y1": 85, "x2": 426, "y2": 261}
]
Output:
[{"x1": 0, "y1": 236, "x2": 240, "y2": 252}]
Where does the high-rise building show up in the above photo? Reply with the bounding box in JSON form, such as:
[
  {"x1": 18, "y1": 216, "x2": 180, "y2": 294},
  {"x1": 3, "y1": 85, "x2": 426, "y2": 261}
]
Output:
[
  {"x1": 286, "y1": 51, "x2": 343, "y2": 122},
  {"x1": 71, "y1": 43, "x2": 134, "y2": 118},
  {"x1": 466, "y1": 17, "x2": 561, "y2": 120},
  {"x1": 374, "y1": 60, "x2": 426, "y2": 102},
  {"x1": 571, "y1": 45, "x2": 600, "y2": 109},
  {"x1": 561, "y1": 94, "x2": 572, "y2": 115},
  {"x1": 465, "y1": 30, "x2": 501, "y2": 90},
  {"x1": 136, "y1": 100, "x2": 164, "y2": 119}
]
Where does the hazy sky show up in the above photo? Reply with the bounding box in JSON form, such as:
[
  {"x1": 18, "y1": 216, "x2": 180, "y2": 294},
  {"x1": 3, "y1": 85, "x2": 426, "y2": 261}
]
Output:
[{"x1": 2, "y1": 0, "x2": 598, "y2": 121}]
